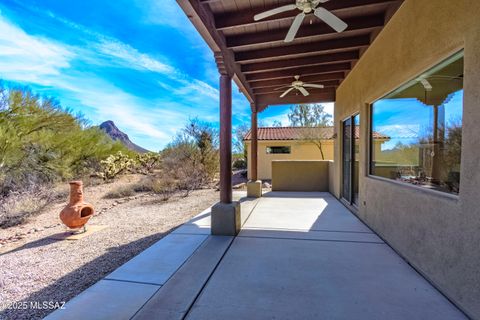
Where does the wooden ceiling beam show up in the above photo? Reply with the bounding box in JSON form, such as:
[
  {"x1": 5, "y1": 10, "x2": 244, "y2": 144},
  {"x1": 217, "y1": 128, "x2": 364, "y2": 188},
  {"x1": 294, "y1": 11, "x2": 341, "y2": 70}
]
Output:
[
  {"x1": 214, "y1": 0, "x2": 396, "y2": 30},
  {"x1": 242, "y1": 51, "x2": 358, "y2": 74},
  {"x1": 246, "y1": 62, "x2": 351, "y2": 82},
  {"x1": 235, "y1": 35, "x2": 370, "y2": 63},
  {"x1": 226, "y1": 14, "x2": 385, "y2": 49},
  {"x1": 253, "y1": 80, "x2": 340, "y2": 95},
  {"x1": 256, "y1": 89, "x2": 336, "y2": 107},
  {"x1": 176, "y1": 0, "x2": 255, "y2": 102},
  {"x1": 249, "y1": 72, "x2": 345, "y2": 89}
]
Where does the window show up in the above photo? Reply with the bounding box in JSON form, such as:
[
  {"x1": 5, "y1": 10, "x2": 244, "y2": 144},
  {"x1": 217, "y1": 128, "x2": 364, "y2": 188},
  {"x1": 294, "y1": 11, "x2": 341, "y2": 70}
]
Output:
[
  {"x1": 266, "y1": 146, "x2": 291, "y2": 154},
  {"x1": 370, "y1": 51, "x2": 463, "y2": 195}
]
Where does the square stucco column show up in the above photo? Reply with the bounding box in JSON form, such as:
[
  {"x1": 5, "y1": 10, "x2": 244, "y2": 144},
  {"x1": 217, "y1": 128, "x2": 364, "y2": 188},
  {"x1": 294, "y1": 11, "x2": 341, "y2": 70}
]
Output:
[
  {"x1": 247, "y1": 107, "x2": 262, "y2": 198},
  {"x1": 212, "y1": 53, "x2": 241, "y2": 236}
]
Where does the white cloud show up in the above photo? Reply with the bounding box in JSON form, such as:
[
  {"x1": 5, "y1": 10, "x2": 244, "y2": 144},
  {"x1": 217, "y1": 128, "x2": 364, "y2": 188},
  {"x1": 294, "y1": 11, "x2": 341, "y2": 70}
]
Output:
[
  {"x1": 0, "y1": 15, "x2": 72, "y2": 84},
  {"x1": 94, "y1": 39, "x2": 175, "y2": 75},
  {"x1": 0, "y1": 11, "x2": 225, "y2": 150}
]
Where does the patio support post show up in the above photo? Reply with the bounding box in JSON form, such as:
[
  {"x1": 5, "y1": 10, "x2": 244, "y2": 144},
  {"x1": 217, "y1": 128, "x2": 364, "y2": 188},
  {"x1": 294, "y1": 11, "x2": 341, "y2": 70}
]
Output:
[
  {"x1": 219, "y1": 72, "x2": 233, "y2": 204},
  {"x1": 247, "y1": 105, "x2": 262, "y2": 198},
  {"x1": 211, "y1": 52, "x2": 241, "y2": 236}
]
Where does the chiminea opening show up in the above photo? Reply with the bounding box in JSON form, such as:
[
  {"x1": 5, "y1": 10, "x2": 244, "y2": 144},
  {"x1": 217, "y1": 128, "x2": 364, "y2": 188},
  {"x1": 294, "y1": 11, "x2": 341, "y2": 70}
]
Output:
[{"x1": 81, "y1": 207, "x2": 93, "y2": 218}]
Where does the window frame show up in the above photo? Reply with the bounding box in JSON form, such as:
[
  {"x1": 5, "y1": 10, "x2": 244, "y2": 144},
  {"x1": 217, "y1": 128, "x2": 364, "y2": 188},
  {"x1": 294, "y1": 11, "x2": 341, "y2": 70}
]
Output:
[{"x1": 367, "y1": 50, "x2": 464, "y2": 198}]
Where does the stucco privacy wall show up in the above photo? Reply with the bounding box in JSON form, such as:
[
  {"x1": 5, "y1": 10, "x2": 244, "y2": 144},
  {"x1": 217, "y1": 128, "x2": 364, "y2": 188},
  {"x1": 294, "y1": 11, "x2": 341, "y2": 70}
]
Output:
[
  {"x1": 334, "y1": 0, "x2": 479, "y2": 317},
  {"x1": 271, "y1": 160, "x2": 329, "y2": 191},
  {"x1": 246, "y1": 141, "x2": 333, "y2": 180}
]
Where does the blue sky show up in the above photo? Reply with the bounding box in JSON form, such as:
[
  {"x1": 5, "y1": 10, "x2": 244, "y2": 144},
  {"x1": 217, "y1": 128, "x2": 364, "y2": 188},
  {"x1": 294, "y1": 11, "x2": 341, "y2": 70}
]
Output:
[
  {"x1": 0, "y1": 0, "x2": 335, "y2": 151},
  {"x1": 373, "y1": 90, "x2": 463, "y2": 150}
]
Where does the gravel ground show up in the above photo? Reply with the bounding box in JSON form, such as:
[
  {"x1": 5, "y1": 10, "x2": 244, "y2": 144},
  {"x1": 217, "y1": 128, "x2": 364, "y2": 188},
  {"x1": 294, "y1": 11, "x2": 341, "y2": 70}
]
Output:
[{"x1": 0, "y1": 176, "x2": 218, "y2": 320}]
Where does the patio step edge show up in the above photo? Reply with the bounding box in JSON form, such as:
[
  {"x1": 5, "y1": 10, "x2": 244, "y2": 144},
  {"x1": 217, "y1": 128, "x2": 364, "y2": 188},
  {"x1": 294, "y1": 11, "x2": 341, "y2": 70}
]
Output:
[{"x1": 131, "y1": 235, "x2": 234, "y2": 320}]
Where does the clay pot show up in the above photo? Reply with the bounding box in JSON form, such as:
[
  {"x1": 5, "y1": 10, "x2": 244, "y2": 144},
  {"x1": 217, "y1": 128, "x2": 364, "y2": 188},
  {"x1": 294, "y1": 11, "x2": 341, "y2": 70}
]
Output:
[{"x1": 60, "y1": 181, "x2": 94, "y2": 229}]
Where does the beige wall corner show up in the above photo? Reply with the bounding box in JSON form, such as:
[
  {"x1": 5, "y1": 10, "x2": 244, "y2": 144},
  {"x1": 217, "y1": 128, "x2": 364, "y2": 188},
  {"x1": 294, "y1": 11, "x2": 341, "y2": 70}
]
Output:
[
  {"x1": 211, "y1": 201, "x2": 241, "y2": 236},
  {"x1": 247, "y1": 180, "x2": 262, "y2": 198}
]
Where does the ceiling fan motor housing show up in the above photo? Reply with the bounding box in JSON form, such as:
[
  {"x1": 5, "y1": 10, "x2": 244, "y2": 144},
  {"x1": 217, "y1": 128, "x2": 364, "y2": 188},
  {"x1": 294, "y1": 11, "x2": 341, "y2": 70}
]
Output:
[{"x1": 296, "y1": 0, "x2": 315, "y2": 13}]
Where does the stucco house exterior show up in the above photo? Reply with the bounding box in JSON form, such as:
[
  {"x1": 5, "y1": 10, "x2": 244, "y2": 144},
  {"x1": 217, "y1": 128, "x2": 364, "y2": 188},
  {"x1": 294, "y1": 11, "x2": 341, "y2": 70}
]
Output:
[{"x1": 244, "y1": 126, "x2": 389, "y2": 180}]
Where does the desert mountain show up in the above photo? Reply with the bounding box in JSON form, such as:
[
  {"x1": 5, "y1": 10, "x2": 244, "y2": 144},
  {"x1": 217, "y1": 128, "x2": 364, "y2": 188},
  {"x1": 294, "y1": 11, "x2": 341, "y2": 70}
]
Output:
[{"x1": 99, "y1": 120, "x2": 150, "y2": 153}]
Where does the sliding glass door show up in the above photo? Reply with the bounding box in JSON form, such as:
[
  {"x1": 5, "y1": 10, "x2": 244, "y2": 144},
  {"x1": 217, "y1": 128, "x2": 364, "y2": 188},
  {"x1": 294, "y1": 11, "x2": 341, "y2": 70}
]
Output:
[{"x1": 342, "y1": 114, "x2": 360, "y2": 206}]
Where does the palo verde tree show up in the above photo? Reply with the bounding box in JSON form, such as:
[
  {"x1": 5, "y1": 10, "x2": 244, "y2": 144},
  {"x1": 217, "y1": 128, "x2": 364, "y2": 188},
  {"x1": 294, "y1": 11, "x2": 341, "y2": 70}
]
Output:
[{"x1": 287, "y1": 104, "x2": 333, "y2": 159}]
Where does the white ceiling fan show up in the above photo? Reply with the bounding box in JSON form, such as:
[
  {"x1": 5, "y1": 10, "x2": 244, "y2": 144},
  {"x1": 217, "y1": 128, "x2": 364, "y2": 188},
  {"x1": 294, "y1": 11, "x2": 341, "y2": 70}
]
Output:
[
  {"x1": 254, "y1": 0, "x2": 348, "y2": 42},
  {"x1": 276, "y1": 75, "x2": 325, "y2": 97}
]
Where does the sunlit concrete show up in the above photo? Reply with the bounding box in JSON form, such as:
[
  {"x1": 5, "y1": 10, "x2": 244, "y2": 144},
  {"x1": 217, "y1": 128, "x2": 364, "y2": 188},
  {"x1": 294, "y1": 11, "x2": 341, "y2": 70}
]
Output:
[{"x1": 46, "y1": 192, "x2": 466, "y2": 320}]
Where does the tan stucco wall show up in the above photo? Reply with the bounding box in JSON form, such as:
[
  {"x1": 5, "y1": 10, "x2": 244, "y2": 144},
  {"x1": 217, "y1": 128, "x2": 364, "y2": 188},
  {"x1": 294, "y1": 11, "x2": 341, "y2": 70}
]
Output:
[
  {"x1": 246, "y1": 140, "x2": 333, "y2": 180},
  {"x1": 334, "y1": 0, "x2": 480, "y2": 317},
  {"x1": 272, "y1": 160, "x2": 330, "y2": 192}
]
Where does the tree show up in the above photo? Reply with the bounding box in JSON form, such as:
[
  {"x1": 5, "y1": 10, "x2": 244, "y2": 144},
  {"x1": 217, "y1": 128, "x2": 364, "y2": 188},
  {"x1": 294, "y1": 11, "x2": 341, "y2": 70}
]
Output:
[
  {"x1": 287, "y1": 104, "x2": 333, "y2": 159},
  {"x1": 288, "y1": 104, "x2": 332, "y2": 127},
  {"x1": 182, "y1": 118, "x2": 219, "y2": 178},
  {"x1": 233, "y1": 123, "x2": 249, "y2": 161},
  {"x1": 272, "y1": 120, "x2": 283, "y2": 127}
]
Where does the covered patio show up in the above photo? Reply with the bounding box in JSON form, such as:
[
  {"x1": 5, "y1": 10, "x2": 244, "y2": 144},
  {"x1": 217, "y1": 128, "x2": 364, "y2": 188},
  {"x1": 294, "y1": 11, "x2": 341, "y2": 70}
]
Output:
[
  {"x1": 171, "y1": 0, "x2": 407, "y2": 236},
  {"x1": 44, "y1": 0, "x2": 479, "y2": 318},
  {"x1": 45, "y1": 192, "x2": 465, "y2": 319}
]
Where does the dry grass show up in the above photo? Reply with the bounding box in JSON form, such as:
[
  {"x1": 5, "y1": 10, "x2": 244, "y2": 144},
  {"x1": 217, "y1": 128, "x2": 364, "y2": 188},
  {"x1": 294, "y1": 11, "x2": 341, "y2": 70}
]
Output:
[
  {"x1": 103, "y1": 184, "x2": 137, "y2": 199},
  {"x1": 0, "y1": 186, "x2": 68, "y2": 229}
]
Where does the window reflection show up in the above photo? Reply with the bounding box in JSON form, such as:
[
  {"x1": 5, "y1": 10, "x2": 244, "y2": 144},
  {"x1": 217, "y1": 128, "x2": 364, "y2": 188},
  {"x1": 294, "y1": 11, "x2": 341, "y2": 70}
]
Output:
[{"x1": 371, "y1": 52, "x2": 463, "y2": 195}]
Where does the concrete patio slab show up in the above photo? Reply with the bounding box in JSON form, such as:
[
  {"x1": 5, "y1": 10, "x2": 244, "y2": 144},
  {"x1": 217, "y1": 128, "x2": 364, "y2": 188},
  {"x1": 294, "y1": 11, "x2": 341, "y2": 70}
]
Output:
[
  {"x1": 44, "y1": 280, "x2": 159, "y2": 320},
  {"x1": 186, "y1": 236, "x2": 466, "y2": 320},
  {"x1": 47, "y1": 192, "x2": 466, "y2": 320},
  {"x1": 133, "y1": 236, "x2": 233, "y2": 320},
  {"x1": 239, "y1": 228, "x2": 383, "y2": 243},
  {"x1": 244, "y1": 192, "x2": 372, "y2": 233},
  {"x1": 105, "y1": 233, "x2": 207, "y2": 285}
]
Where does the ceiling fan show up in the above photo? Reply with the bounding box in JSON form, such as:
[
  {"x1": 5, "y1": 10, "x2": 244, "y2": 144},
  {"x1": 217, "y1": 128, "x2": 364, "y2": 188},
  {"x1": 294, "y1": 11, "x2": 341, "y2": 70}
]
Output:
[
  {"x1": 254, "y1": 0, "x2": 348, "y2": 42},
  {"x1": 276, "y1": 75, "x2": 325, "y2": 97}
]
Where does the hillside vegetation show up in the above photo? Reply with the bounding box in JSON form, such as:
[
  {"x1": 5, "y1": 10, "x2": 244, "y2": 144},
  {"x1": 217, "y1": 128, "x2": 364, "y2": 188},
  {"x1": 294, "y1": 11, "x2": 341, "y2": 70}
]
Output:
[
  {"x1": 0, "y1": 86, "x2": 219, "y2": 228},
  {"x1": 0, "y1": 87, "x2": 130, "y2": 194}
]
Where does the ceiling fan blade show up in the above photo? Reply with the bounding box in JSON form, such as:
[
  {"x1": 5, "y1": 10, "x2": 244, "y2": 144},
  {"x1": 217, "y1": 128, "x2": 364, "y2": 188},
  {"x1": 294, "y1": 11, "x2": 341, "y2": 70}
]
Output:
[
  {"x1": 298, "y1": 86, "x2": 310, "y2": 96},
  {"x1": 314, "y1": 7, "x2": 348, "y2": 33},
  {"x1": 280, "y1": 87, "x2": 295, "y2": 98},
  {"x1": 274, "y1": 85, "x2": 292, "y2": 91},
  {"x1": 254, "y1": 4, "x2": 297, "y2": 21},
  {"x1": 303, "y1": 84, "x2": 325, "y2": 89},
  {"x1": 285, "y1": 12, "x2": 305, "y2": 42}
]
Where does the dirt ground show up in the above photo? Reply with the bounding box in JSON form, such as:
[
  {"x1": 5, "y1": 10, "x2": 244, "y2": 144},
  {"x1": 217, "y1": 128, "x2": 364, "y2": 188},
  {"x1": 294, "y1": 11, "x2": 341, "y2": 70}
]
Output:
[{"x1": 0, "y1": 175, "x2": 218, "y2": 320}]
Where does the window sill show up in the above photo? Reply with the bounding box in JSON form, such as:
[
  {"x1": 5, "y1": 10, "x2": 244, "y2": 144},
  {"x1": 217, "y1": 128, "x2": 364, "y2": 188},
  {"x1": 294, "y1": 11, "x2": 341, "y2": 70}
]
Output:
[{"x1": 366, "y1": 175, "x2": 460, "y2": 202}]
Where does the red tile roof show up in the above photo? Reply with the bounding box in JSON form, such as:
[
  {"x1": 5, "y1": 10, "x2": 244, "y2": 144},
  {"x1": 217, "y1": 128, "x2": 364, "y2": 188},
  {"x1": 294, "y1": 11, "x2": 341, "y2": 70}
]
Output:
[{"x1": 244, "y1": 126, "x2": 389, "y2": 141}]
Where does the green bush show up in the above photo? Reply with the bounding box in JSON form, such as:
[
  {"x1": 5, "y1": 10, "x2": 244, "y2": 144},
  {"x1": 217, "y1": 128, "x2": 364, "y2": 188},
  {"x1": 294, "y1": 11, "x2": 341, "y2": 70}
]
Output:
[{"x1": 0, "y1": 86, "x2": 130, "y2": 194}]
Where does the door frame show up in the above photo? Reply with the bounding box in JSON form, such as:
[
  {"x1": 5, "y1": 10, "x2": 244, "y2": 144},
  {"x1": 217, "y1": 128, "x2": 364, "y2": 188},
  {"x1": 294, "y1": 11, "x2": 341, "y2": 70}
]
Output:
[{"x1": 341, "y1": 113, "x2": 360, "y2": 207}]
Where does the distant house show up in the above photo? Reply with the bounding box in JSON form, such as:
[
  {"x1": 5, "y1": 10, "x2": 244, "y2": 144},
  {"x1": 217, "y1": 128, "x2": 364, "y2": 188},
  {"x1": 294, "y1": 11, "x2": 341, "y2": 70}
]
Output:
[{"x1": 244, "y1": 126, "x2": 389, "y2": 180}]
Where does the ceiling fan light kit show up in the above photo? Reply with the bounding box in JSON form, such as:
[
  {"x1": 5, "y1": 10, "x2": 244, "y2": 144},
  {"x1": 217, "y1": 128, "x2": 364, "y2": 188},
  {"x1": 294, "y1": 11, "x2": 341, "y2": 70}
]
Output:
[
  {"x1": 254, "y1": 0, "x2": 349, "y2": 42},
  {"x1": 276, "y1": 75, "x2": 325, "y2": 98}
]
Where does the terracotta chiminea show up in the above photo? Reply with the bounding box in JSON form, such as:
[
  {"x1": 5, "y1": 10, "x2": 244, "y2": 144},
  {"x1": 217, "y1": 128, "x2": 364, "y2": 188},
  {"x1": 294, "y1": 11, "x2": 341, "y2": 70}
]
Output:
[{"x1": 60, "y1": 181, "x2": 94, "y2": 231}]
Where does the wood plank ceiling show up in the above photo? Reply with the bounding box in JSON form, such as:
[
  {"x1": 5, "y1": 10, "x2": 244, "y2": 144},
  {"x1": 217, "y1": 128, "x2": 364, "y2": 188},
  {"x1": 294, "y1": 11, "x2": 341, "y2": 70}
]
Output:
[{"x1": 177, "y1": 0, "x2": 403, "y2": 110}]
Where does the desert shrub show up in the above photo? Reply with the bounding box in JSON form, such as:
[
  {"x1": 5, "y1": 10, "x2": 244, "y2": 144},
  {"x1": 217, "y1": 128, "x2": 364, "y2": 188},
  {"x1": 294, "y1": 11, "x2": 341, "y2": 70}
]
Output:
[
  {"x1": 159, "y1": 118, "x2": 219, "y2": 195},
  {"x1": 0, "y1": 187, "x2": 60, "y2": 228},
  {"x1": 97, "y1": 151, "x2": 136, "y2": 181},
  {"x1": 232, "y1": 158, "x2": 247, "y2": 170},
  {"x1": 136, "y1": 152, "x2": 162, "y2": 174},
  {"x1": 103, "y1": 185, "x2": 137, "y2": 199},
  {"x1": 0, "y1": 86, "x2": 129, "y2": 194},
  {"x1": 135, "y1": 175, "x2": 178, "y2": 200}
]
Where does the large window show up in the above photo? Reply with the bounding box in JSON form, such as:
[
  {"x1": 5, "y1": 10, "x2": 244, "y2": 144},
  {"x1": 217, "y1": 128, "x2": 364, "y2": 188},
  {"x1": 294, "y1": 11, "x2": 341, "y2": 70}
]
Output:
[{"x1": 370, "y1": 52, "x2": 463, "y2": 195}]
